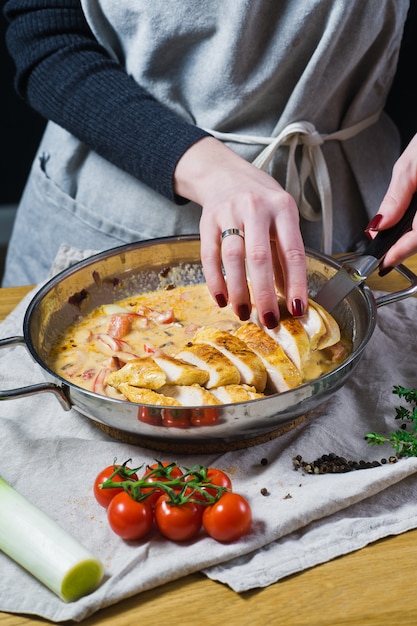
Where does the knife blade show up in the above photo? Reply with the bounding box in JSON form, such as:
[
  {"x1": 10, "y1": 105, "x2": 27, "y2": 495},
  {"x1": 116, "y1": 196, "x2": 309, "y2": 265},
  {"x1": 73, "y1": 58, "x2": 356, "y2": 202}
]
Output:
[{"x1": 314, "y1": 194, "x2": 417, "y2": 312}]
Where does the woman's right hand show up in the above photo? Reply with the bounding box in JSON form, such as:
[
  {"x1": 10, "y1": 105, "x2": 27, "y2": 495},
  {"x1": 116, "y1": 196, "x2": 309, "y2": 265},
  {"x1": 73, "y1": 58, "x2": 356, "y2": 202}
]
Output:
[{"x1": 174, "y1": 136, "x2": 308, "y2": 329}]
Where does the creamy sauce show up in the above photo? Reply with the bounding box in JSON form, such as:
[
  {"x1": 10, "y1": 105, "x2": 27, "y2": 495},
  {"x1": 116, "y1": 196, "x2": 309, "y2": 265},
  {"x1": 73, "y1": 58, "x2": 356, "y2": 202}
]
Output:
[{"x1": 48, "y1": 283, "x2": 349, "y2": 400}]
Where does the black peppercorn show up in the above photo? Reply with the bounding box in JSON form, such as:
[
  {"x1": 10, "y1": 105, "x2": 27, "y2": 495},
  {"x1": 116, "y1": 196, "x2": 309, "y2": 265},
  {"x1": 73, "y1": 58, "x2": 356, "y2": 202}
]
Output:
[{"x1": 292, "y1": 452, "x2": 399, "y2": 474}]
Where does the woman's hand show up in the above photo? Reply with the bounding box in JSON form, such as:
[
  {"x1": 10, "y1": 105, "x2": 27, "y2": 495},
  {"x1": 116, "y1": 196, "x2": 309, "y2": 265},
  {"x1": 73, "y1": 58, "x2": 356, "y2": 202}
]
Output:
[
  {"x1": 174, "y1": 137, "x2": 308, "y2": 328},
  {"x1": 367, "y1": 133, "x2": 417, "y2": 270}
]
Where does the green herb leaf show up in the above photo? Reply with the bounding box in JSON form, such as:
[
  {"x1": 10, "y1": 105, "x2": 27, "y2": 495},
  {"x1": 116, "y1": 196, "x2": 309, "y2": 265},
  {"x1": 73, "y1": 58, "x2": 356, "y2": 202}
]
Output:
[{"x1": 365, "y1": 385, "x2": 417, "y2": 458}]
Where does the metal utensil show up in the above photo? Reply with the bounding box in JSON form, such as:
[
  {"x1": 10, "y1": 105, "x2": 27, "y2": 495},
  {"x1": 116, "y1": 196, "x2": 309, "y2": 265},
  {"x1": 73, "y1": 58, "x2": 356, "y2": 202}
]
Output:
[{"x1": 314, "y1": 194, "x2": 417, "y2": 311}]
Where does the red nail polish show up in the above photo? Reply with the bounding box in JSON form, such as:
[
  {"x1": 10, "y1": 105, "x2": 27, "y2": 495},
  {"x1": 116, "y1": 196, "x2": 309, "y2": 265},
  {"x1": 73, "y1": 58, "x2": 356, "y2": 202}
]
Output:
[
  {"x1": 365, "y1": 214, "x2": 383, "y2": 232},
  {"x1": 263, "y1": 311, "x2": 278, "y2": 329},
  {"x1": 215, "y1": 293, "x2": 227, "y2": 308},
  {"x1": 291, "y1": 298, "x2": 305, "y2": 317},
  {"x1": 237, "y1": 304, "x2": 251, "y2": 321}
]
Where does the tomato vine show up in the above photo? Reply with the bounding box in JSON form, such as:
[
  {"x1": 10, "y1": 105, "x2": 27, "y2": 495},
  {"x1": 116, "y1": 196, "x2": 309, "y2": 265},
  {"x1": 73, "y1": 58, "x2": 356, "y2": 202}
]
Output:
[
  {"x1": 98, "y1": 459, "x2": 230, "y2": 505},
  {"x1": 94, "y1": 459, "x2": 252, "y2": 543}
]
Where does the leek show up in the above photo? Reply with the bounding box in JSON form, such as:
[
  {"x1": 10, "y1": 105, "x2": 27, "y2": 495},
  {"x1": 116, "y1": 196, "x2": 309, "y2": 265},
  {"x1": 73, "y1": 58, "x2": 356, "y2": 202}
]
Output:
[{"x1": 0, "y1": 475, "x2": 104, "y2": 602}]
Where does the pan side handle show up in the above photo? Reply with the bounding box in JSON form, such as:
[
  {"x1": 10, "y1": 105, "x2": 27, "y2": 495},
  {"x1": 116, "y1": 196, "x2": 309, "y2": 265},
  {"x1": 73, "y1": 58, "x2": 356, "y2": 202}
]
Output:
[
  {"x1": 0, "y1": 336, "x2": 72, "y2": 411},
  {"x1": 375, "y1": 263, "x2": 417, "y2": 308}
]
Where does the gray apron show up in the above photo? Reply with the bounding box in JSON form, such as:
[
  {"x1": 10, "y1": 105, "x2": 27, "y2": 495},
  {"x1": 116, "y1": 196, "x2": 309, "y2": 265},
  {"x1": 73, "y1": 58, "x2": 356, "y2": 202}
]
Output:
[{"x1": 3, "y1": 0, "x2": 409, "y2": 286}]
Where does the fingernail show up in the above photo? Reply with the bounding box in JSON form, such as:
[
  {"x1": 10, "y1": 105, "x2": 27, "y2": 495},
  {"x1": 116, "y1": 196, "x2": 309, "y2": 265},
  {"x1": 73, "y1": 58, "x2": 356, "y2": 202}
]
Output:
[
  {"x1": 237, "y1": 304, "x2": 251, "y2": 321},
  {"x1": 291, "y1": 298, "x2": 305, "y2": 317},
  {"x1": 365, "y1": 214, "x2": 383, "y2": 233},
  {"x1": 215, "y1": 293, "x2": 227, "y2": 308},
  {"x1": 263, "y1": 310, "x2": 278, "y2": 329},
  {"x1": 378, "y1": 265, "x2": 393, "y2": 277}
]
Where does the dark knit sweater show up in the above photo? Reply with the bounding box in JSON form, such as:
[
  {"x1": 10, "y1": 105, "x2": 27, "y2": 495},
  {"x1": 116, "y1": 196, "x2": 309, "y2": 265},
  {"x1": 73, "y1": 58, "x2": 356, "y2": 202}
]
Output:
[{"x1": 3, "y1": 0, "x2": 210, "y2": 202}]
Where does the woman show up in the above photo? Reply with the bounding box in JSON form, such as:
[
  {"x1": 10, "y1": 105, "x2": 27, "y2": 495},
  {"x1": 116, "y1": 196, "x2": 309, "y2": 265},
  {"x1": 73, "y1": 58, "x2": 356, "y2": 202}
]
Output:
[{"x1": 3, "y1": 0, "x2": 416, "y2": 329}]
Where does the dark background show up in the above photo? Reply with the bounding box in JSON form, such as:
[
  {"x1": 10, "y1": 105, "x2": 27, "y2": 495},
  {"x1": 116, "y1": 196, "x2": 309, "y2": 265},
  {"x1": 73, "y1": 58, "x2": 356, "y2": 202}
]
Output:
[
  {"x1": 1, "y1": 4, "x2": 416, "y2": 282},
  {"x1": 1, "y1": 12, "x2": 45, "y2": 206},
  {"x1": 1, "y1": 11, "x2": 45, "y2": 281},
  {"x1": 385, "y1": 1, "x2": 417, "y2": 150}
]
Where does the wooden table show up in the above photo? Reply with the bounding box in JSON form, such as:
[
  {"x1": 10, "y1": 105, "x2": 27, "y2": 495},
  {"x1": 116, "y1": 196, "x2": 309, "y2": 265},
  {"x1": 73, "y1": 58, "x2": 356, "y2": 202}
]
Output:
[{"x1": 1, "y1": 266, "x2": 417, "y2": 626}]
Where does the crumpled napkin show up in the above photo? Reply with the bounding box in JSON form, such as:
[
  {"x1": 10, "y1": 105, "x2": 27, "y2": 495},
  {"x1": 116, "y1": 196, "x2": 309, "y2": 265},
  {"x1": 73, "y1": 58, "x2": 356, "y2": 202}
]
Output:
[{"x1": 1, "y1": 245, "x2": 417, "y2": 622}]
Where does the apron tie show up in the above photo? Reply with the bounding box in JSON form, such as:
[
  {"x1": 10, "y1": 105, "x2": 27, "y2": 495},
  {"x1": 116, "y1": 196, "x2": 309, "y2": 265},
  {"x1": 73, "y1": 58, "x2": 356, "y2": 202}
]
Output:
[{"x1": 204, "y1": 111, "x2": 380, "y2": 254}]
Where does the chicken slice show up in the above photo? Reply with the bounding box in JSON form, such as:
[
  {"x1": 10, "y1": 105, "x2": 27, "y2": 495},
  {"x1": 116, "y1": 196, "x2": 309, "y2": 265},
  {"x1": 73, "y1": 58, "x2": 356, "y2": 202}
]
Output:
[
  {"x1": 251, "y1": 309, "x2": 310, "y2": 371},
  {"x1": 175, "y1": 342, "x2": 240, "y2": 388},
  {"x1": 116, "y1": 383, "x2": 180, "y2": 405},
  {"x1": 106, "y1": 357, "x2": 166, "y2": 390},
  {"x1": 211, "y1": 384, "x2": 265, "y2": 404},
  {"x1": 277, "y1": 314, "x2": 311, "y2": 369},
  {"x1": 297, "y1": 302, "x2": 327, "y2": 350},
  {"x1": 152, "y1": 352, "x2": 209, "y2": 387},
  {"x1": 159, "y1": 384, "x2": 220, "y2": 406},
  {"x1": 193, "y1": 327, "x2": 267, "y2": 392},
  {"x1": 234, "y1": 322, "x2": 302, "y2": 393},
  {"x1": 308, "y1": 299, "x2": 341, "y2": 349}
]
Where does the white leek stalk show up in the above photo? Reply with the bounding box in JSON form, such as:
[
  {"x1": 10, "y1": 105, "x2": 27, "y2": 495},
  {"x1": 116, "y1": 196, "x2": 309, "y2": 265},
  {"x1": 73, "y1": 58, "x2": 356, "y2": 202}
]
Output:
[{"x1": 0, "y1": 475, "x2": 104, "y2": 602}]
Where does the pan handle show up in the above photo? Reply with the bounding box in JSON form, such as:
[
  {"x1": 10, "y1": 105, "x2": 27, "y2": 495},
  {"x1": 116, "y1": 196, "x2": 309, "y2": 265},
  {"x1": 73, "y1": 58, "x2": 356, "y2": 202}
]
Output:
[
  {"x1": 375, "y1": 263, "x2": 417, "y2": 308},
  {"x1": 0, "y1": 336, "x2": 72, "y2": 411}
]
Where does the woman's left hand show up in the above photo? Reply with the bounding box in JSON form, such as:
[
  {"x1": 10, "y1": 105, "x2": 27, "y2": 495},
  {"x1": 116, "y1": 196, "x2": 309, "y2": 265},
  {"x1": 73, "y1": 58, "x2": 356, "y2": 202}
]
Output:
[{"x1": 368, "y1": 133, "x2": 417, "y2": 269}]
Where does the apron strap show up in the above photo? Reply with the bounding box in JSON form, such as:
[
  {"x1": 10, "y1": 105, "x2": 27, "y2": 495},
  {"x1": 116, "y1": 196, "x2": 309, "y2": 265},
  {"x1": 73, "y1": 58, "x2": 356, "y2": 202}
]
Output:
[{"x1": 204, "y1": 111, "x2": 380, "y2": 254}]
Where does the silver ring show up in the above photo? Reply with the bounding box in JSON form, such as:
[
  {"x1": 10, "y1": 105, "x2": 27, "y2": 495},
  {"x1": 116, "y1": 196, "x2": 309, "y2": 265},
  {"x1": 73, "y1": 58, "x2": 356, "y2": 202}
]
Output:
[{"x1": 221, "y1": 228, "x2": 245, "y2": 241}]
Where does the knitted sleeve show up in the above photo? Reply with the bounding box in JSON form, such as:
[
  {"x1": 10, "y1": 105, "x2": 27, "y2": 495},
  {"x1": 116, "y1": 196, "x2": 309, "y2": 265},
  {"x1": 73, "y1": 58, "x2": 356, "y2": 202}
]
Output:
[{"x1": 3, "y1": 0, "x2": 210, "y2": 202}]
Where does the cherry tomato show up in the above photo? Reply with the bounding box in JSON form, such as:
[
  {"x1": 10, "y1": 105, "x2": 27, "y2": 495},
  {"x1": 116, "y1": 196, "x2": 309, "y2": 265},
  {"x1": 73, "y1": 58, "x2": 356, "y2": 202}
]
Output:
[
  {"x1": 154, "y1": 494, "x2": 203, "y2": 541},
  {"x1": 190, "y1": 408, "x2": 219, "y2": 427},
  {"x1": 107, "y1": 492, "x2": 154, "y2": 540},
  {"x1": 161, "y1": 409, "x2": 191, "y2": 428},
  {"x1": 204, "y1": 468, "x2": 232, "y2": 496},
  {"x1": 141, "y1": 462, "x2": 184, "y2": 506},
  {"x1": 93, "y1": 465, "x2": 138, "y2": 508},
  {"x1": 137, "y1": 406, "x2": 163, "y2": 426},
  {"x1": 202, "y1": 492, "x2": 252, "y2": 542},
  {"x1": 186, "y1": 468, "x2": 232, "y2": 504}
]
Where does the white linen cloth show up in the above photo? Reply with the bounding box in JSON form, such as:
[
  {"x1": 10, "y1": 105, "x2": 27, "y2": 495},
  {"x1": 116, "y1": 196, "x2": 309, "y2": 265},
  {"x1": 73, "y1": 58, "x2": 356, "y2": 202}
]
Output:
[{"x1": 1, "y1": 246, "x2": 417, "y2": 622}]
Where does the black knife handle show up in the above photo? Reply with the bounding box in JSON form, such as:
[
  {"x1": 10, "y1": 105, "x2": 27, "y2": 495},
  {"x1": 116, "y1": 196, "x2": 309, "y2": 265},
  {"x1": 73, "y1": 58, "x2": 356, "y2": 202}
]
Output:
[{"x1": 365, "y1": 193, "x2": 417, "y2": 261}]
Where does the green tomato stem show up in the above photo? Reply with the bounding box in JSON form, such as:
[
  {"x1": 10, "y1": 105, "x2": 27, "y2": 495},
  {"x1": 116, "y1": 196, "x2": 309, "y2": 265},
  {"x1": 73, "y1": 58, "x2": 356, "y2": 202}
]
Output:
[{"x1": 101, "y1": 462, "x2": 229, "y2": 506}]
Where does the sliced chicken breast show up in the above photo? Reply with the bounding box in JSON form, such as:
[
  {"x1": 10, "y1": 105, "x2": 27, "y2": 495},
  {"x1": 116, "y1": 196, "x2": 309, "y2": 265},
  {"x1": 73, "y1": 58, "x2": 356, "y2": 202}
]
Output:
[
  {"x1": 152, "y1": 353, "x2": 209, "y2": 387},
  {"x1": 234, "y1": 322, "x2": 302, "y2": 393},
  {"x1": 193, "y1": 327, "x2": 267, "y2": 392},
  {"x1": 296, "y1": 302, "x2": 327, "y2": 350},
  {"x1": 106, "y1": 357, "x2": 166, "y2": 390},
  {"x1": 175, "y1": 342, "x2": 240, "y2": 388},
  {"x1": 308, "y1": 299, "x2": 341, "y2": 349},
  {"x1": 210, "y1": 384, "x2": 265, "y2": 404},
  {"x1": 116, "y1": 383, "x2": 181, "y2": 405},
  {"x1": 159, "y1": 384, "x2": 220, "y2": 406},
  {"x1": 251, "y1": 310, "x2": 310, "y2": 372}
]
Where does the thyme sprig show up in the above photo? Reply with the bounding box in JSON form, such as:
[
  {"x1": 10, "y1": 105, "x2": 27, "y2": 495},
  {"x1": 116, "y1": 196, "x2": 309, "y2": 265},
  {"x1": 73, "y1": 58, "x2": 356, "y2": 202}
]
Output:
[{"x1": 365, "y1": 385, "x2": 417, "y2": 457}]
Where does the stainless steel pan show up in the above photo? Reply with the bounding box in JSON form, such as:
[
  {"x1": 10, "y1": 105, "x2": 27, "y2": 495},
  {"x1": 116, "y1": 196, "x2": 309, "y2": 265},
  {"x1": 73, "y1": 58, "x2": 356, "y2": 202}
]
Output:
[{"x1": 2, "y1": 236, "x2": 417, "y2": 453}]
